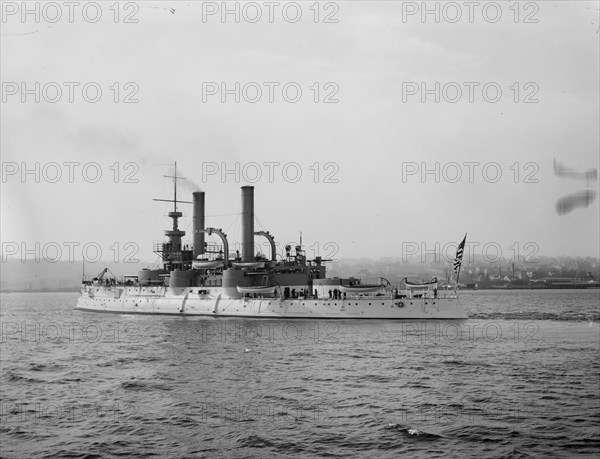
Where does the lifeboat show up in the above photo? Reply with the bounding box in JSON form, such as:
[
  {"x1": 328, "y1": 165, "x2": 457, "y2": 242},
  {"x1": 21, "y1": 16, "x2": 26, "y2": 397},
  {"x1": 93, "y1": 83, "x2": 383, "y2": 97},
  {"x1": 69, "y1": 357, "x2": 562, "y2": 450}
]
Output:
[
  {"x1": 192, "y1": 259, "x2": 224, "y2": 269},
  {"x1": 404, "y1": 277, "x2": 438, "y2": 289},
  {"x1": 338, "y1": 284, "x2": 383, "y2": 293},
  {"x1": 232, "y1": 261, "x2": 265, "y2": 269},
  {"x1": 236, "y1": 285, "x2": 277, "y2": 294}
]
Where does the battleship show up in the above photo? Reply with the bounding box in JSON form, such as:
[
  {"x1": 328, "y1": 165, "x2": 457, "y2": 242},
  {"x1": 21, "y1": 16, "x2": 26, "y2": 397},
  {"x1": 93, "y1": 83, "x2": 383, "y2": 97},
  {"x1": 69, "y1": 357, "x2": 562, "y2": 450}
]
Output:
[{"x1": 76, "y1": 166, "x2": 467, "y2": 319}]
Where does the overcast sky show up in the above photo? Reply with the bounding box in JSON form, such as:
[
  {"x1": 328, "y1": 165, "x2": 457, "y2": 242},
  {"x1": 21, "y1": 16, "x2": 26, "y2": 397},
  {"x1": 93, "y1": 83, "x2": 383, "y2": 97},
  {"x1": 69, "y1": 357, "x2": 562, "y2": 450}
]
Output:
[{"x1": 1, "y1": 1, "x2": 599, "y2": 265}]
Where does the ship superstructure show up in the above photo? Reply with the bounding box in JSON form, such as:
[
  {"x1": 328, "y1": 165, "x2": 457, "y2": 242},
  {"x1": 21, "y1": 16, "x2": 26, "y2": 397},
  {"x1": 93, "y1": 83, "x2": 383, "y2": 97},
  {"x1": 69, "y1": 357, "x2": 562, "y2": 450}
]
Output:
[{"x1": 77, "y1": 166, "x2": 467, "y2": 319}]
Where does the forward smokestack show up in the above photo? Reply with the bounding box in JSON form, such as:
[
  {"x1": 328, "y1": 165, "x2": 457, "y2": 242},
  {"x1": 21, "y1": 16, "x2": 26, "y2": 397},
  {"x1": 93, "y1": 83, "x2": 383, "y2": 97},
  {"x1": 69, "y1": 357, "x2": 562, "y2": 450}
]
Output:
[
  {"x1": 241, "y1": 186, "x2": 254, "y2": 261},
  {"x1": 193, "y1": 191, "x2": 205, "y2": 258}
]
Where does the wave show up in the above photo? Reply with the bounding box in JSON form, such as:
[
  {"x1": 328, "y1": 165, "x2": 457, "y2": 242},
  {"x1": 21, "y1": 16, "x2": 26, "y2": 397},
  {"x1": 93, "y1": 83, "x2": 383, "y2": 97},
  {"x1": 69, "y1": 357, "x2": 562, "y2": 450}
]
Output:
[
  {"x1": 385, "y1": 423, "x2": 444, "y2": 440},
  {"x1": 120, "y1": 380, "x2": 173, "y2": 391},
  {"x1": 470, "y1": 312, "x2": 599, "y2": 321},
  {"x1": 1, "y1": 370, "x2": 44, "y2": 384}
]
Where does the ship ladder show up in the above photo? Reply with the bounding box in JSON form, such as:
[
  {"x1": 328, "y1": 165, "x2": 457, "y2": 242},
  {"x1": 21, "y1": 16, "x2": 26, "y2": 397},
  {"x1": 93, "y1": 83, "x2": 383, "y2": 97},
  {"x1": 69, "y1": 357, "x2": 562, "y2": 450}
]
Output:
[
  {"x1": 180, "y1": 292, "x2": 189, "y2": 314},
  {"x1": 213, "y1": 294, "x2": 221, "y2": 314}
]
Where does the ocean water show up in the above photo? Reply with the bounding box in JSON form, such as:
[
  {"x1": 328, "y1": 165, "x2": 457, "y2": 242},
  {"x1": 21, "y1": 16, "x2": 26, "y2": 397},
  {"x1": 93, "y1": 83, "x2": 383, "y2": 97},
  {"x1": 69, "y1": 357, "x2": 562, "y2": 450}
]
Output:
[{"x1": 1, "y1": 290, "x2": 599, "y2": 458}]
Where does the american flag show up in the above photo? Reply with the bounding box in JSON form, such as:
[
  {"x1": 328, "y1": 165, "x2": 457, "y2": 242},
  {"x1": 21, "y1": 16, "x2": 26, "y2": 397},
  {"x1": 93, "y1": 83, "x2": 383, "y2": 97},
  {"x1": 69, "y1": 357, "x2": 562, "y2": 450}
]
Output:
[{"x1": 453, "y1": 234, "x2": 467, "y2": 273}]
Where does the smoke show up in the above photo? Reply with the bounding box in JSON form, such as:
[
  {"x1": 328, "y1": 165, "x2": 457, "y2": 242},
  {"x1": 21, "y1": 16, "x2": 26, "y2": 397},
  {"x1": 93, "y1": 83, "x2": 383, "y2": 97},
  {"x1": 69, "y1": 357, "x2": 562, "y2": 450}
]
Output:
[
  {"x1": 553, "y1": 159, "x2": 598, "y2": 182},
  {"x1": 179, "y1": 174, "x2": 203, "y2": 194},
  {"x1": 554, "y1": 159, "x2": 598, "y2": 215},
  {"x1": 166, "y1": 165, "x2": 202, "y2": 195},
  {"x1": 555, "y1": 189, "x2": 597, "y2": 216}
]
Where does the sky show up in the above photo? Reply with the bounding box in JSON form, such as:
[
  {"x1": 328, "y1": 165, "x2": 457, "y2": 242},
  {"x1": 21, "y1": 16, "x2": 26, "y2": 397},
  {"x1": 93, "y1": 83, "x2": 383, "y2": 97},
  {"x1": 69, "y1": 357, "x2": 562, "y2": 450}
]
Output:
[{"x1": 1, "y1": 0, "x2": 599, "y2": 266}]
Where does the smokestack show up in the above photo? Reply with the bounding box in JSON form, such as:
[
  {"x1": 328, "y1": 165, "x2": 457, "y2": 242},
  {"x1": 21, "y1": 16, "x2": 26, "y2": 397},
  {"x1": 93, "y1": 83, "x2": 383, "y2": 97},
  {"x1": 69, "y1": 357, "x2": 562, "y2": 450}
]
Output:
[
  {"x1": 193, "y1": 191, "x2": 205, "y2": 258},
  {"x1": 241, "y1": 186, "x2": 254, "y2": 261}
]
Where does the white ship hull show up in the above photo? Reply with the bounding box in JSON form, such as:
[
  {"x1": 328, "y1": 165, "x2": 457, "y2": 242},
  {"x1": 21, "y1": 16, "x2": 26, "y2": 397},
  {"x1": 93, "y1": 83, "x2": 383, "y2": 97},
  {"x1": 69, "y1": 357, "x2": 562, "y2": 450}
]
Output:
[{"x1": 76, "y1": 285, "x2": 467, "y2": 319}]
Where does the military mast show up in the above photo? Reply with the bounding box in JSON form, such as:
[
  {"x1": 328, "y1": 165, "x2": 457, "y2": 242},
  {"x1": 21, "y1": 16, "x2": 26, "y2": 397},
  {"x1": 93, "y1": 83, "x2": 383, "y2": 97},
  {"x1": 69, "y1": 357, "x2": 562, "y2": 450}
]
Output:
[{"x1": 153, "y1": 162, "x2": 193, "y2": 271}]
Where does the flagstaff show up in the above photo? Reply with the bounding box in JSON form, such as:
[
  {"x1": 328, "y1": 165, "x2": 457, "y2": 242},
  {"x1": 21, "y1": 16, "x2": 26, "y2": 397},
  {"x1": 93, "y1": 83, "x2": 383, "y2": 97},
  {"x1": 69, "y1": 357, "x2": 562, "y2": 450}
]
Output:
[{"x1": 454, "y1": 233, "x2": 467, "y2": 290}]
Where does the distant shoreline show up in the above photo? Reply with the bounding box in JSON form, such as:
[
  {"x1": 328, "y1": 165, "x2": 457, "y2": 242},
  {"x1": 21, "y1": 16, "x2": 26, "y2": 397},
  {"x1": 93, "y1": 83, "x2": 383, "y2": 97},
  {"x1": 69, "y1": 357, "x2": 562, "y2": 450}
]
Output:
[
  {"x1": 1, "y1": 286, "x2": 598, "y2": 294},
  {"x1": 1, "y1": 288, "x2": 80, "y2": 293}
]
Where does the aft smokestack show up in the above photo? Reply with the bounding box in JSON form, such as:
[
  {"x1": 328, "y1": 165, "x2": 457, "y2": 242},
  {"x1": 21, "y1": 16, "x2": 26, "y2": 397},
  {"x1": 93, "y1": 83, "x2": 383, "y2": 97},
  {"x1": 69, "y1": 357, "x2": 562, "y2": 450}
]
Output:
[
  {"x1": 193, "y1": 191, "x2": 205, "y2": 258},
  {"x1": 241, "y1": 186, "x2": 254, "y2": 261}
]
